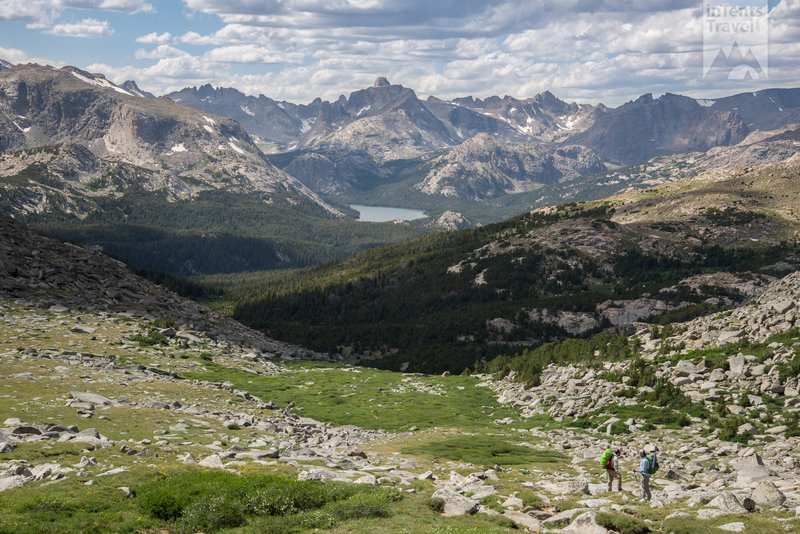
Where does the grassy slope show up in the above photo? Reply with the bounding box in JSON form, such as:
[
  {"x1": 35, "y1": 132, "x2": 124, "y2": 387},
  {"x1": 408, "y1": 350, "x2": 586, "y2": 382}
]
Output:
[
  {"x1": 2, "y1": 300, "x2": 798, "y2": 534},
  {"x1": 228, "y1": 157, "x2": 800, "y2": 373}
]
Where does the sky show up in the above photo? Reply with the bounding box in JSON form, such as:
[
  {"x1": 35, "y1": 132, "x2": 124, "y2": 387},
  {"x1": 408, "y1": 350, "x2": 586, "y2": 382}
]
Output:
[{"x1": 0, "y1": 0, "x2": 798, "y2": 106}]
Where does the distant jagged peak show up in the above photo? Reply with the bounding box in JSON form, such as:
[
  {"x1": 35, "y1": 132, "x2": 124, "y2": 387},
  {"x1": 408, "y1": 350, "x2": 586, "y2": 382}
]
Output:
[
  {"x1": 374, "y1": 76, "x2": 391, "y2": 87},
  {"x1": 0, "y1": 58, "x2": 13, "y2": 71},
  {"x1": 120, "y1": 80, "x2": 154, "y2": 98}
]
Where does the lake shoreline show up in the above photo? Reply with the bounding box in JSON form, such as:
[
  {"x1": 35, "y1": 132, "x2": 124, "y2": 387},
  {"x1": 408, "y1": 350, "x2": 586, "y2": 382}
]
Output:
[{"x1": 350, "y1": 204, "x2": 427, "y2": 222}]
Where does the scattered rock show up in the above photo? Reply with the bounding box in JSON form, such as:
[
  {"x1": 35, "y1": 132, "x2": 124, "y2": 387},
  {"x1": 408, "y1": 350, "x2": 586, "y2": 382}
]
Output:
[
  {"x1": 751, "y1": 480, "x2": 786, "y2": 507},
  {"x1": 431, "y1": 488, "x2": 478, "y2": 516},
  {"x1": 718, "y1": 522, "x2": 747, "y2": 532},
  {"x1": 198, "y1": 454, "x2": 224, "y2": 469}
]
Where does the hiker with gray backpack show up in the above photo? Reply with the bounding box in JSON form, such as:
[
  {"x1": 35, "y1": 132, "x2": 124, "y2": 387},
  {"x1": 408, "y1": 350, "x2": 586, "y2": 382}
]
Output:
[
  {"x1": 636, "y1": 449, "x2": 659, "y2": 502},
  {"x1": 601, "y1": 448, "x2": 622, "y2": 491}
]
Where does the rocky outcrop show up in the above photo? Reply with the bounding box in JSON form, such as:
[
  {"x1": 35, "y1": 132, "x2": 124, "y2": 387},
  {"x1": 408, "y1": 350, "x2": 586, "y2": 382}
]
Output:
[
  {"x1": 566, "y1": 93, "x2": 748, "y2": 164},
  {"x1": 415, "y1": 133, "x2": 605, "y2": 199},
  {"x1": 434, "y1": 211, "x2": 471, "y2": 231}
]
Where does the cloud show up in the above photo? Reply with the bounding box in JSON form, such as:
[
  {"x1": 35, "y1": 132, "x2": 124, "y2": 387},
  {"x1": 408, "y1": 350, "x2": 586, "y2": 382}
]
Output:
[
  {"x1": 59, "y1": 0, "x2": 154, "y2": 14},
  {"x1": 136, "y1": 31, "x2": 172, "y2": 44},
  {"x1": 134, "y1": 44, "x2": 188, "y2": 60},
  {"x1": 203, "y1": 45, "x2": 303, "y2": 64},
  {"x1": 0, "y1": 0, "x2": 152, "y2": 35},
  {"x1": 43, "y1": 17, "x2": 114, "y2": 38},
  {"x1": 49, "y1": 0, "x2": 800, "y2": 107}
]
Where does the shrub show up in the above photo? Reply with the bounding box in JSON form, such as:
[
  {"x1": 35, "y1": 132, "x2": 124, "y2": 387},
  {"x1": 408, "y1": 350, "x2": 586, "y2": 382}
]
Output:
[
  {"x1": 227, "y1": 423, "x2": 241, "y2": 430},
  {"x1": 596, "y1": 511, "x2": 650, "y2": 534},
  {"x1": 136, "y1": 471, "x2": 401, "y2": 533},
  {"x1": 176, "y1": 494, "x2": 246, "y2": 534},
  {"x1": 609, "y1": 421, "x2": 630, "y2": 435},
  {"x1": 129, "y1": 329, "x2": 168, "y2": 347},
  {"x1": 716, "y1": 417, "x2": 751, "y2": 444},
  {"x1": 426, "y1": 498, "x2": 445, "y2": 513},
  {"x1": 778, "y1": 352, "x2": 800, "y2": 380},
  {"x1": 518, "y1": 490, "x2": 544, "y2": 509},
  {"x1": 326, "y1": 492, "x2": 392, "y2": 520}
]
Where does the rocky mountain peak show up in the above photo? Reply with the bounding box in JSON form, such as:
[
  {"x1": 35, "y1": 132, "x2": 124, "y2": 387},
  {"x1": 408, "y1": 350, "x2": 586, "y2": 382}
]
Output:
[
  {"x1": 0, "y1": 59, "x2": 13, "y2": 71},
  {"x1": 374, "y1": 77, "x2": 391, "y2": 87},
  {"x1": 0, "y1": 61, "x2": 342, "y2": 217},
  {"x1": 120, "y1": 80, "x2": 154, "y2": 98}
]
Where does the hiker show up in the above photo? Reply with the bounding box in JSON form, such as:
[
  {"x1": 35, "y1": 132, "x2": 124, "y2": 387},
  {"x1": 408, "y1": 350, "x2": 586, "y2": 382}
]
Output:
[
  {"x1": 636, "y1": 449, "x2": 653, "y2": 502},
  {"x1": 605, "y1": 448, "x2": 622, "y2": 491}
]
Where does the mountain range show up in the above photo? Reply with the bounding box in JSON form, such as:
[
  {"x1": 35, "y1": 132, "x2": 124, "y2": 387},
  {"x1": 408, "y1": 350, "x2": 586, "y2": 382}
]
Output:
[
  {"x1": 0, "y1": 63, "x2": 429, "y2": 276},
  {"x1": 165, "y1": 77, "x2": 800, "y2": 211},
  {"x1": 1, "y1": 60, "x2": 799, "y2": 276}
]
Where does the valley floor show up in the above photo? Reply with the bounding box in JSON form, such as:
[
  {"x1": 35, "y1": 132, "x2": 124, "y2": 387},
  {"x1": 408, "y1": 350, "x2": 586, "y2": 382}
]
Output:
[{"x1": 2, "y1": 287, "x2": 800, "y2": 533}]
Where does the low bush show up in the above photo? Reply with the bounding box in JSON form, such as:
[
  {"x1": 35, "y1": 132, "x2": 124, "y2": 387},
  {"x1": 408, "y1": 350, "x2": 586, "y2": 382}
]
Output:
[
  {"x1": 426, "y1": 497, "x2": 445, "y2": 513},
  {"x1": 176, "y1": 493, "x2": 246, "y2": 534},
  {"x1": 517, "y1": 489, "x2": 545, "y2": 509},
  {"x1": 596, "y1": 511, "x2": 651, "y2": 534},
  {"x1": 609, "y1": 421, "x2": 630, "y2": 435},
  {"x1": 136, "y1": 470, "x2": 401, "y2": 533},
  {"x1": 129, "y1": 329, "x2": 168, "y2": 347}
]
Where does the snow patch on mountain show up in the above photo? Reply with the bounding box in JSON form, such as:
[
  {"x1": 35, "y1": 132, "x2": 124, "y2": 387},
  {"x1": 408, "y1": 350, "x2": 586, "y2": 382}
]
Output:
[{"x1": 71, "y1": 71, "x2": 132, "y2": 96}]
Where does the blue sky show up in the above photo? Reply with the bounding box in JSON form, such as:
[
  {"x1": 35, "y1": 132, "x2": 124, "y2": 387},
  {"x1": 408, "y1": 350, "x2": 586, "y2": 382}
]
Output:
[{"x1": 1, "y1": 1, "x2": 798, "y2": 105}]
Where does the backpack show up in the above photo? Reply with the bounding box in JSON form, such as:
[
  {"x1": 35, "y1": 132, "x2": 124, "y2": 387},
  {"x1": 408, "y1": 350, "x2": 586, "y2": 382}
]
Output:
[
  {"x1": 600, "y1": 448, "x2": 613, "y2": 470},
  {"x1": 646, "y1": 453, "x2": 659, "y2": 474}
]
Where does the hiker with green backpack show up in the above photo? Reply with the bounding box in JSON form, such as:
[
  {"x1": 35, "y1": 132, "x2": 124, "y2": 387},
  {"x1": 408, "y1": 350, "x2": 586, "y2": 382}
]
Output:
[
  {"x1": 636, "y1": 449, "x2": 659, "y2": 502},
  {"x1": 601, "y1": 448, "x2": 622, "y2": 491}
]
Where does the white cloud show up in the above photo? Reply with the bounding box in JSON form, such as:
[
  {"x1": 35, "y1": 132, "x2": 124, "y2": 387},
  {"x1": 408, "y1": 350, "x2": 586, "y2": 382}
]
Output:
[
  {"x1": 0, "y1": 0, "x2": 53, "y2": 26},
  {"x1": 203, "y1": 45, "x2": 303, "y2": 64},
  {"x1": 136, "y1": 31, "x2": 172, "y2": 44},
  {"x1": 134, "y1": 44, "x2": 188, "y2": 60},
  {"x1": 26, "y1": 0, "x2": 795, "y2": 108},
  {"x1": 43, "y1": 17, "x2": 114, "y2": 38},
  {"x1": 59, "y1": 0, "x2": 154, "y2": 14},
  {"x1": 0, "y1": 45, "x2": 63, "y2": 66}
]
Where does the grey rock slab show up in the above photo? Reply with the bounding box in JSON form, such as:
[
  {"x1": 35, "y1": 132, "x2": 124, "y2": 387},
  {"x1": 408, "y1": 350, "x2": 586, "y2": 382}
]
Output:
[
  {"x1": 708, "y1": 492, "x2": 750, "y2": 514},
  {"x1": 665, "y1": 511, "x2": 693, "y2": 520},
  {"x1": 353, "y1": 474, "x2": 378, "y2": 485},
  {"x1": 198, "y1": 454, "x2": 224, "y2": 469},
  {"x1": 298, "y1": 468, "x2": 355, "y2": 483},
  {"x1": 577, "y1": 498, "x2": 613, "y2": 508},
  {"x1": 751, "y1": 480, "x2": 786, "y2": 507},
  {"x1": 543, "y1": 508, "x2": 591, "y2": 528},
  {"x1": 431, "y1": 488, "x2": 478, "y2": 516},
  {"x1": 564, "y1": 511, "x2": 610, "y2": 534},
  {"x1": 736, "y1": 465, "x2": 770, "y2": 486},
  {"x1": 718, "y1": 522, "x2": 747, "y2": 532},
  {"x1": 540, "y1": 479, "x2": 590, "y2": 495},
  {"x1": 697, "y1": 508, "x2": 728, "y2": 520},
  {"x1": 502, "y1": 510, "x2": 542, "y2": 532},
  {"x1": 70, "y1": 392, "x2": 112, "y2": 405},
  {"x1": 0, "y1": 475, "x2": 25, "y2": 492},
  {"x1": 728, "y1": 354, "x2": 746, "y2": 376}
]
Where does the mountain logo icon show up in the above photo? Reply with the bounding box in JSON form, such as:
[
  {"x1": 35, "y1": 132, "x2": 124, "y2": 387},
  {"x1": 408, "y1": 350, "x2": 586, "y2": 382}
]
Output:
[{"x1": 705, "y1": 41, "x2": 767, "y2": 80}]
